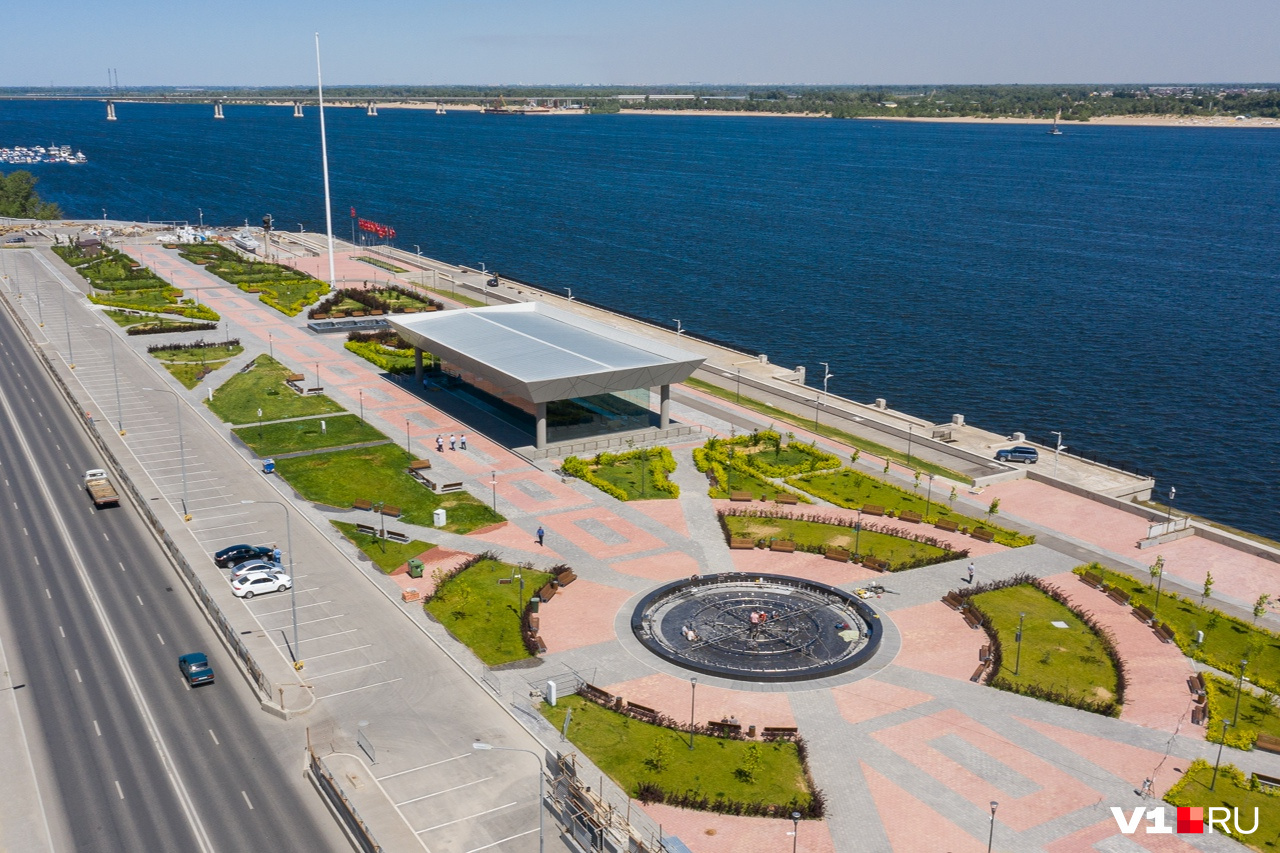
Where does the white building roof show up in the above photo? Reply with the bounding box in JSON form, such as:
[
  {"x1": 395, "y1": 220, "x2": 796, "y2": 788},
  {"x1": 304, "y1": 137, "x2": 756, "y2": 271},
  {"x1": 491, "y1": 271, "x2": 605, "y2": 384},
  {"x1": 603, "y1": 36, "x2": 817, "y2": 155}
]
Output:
[{"x1": 389, "y1": 303, "x2": 705, "y2": 404}]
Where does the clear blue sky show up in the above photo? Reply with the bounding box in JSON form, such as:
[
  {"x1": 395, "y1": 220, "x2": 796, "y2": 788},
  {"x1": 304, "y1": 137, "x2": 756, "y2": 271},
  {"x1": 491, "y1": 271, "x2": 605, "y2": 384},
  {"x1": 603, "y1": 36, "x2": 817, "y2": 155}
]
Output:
[{"x1": 7, "y1": 0, "x2": 1278, "y2": 87}]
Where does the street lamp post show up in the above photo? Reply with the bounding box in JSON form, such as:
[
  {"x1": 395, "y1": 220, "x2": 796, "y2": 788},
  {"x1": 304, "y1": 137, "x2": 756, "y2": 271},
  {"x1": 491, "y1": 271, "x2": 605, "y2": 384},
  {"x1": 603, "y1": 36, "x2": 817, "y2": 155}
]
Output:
[
  {"x1": 198, "y1": 208, "x2": 203, "y2": 228},
  {"x1": 688, "y1": 677, "x2": 697, "y2": 749},
  {"x1": 1166, "y1": 486, "x2": 1176, "y2": 526},
  {"x1": 268, "y1": 331, "x2": 273, "y2": 360},
  {"x1": 1211, "y1": 720, "x2": 1229, "y2": 790},
  {"x1": 405, "y1": 418, "x2": 411, "y2": 453},
  {"x1": 1233, "y1": 660, "x2": 1249, "y2": 726},
  {"x1": 86, "y1": 324, "x2": 124, "y2": 434},
  {"x1": 61, "y1": 282, "x2": 75, "y2": 368},
  {"x1": 1014, "y1": 612, "x2": 1025, "y2": 675},
  {"x1": 987, "y1": 801, "x2": 999, "y2": 853},
  {"x1": 471, "y1": 743, "x2": 544, "y2": 853},
  {"x1": 791, "y1": 811, "x2": 801, "y2": 853},
  {"x1": 241, "y1": 500, "x2": 298, "y2": 665},
  {"x1": 925, "y1": 474, "x2": 935, "y2": 520},
  {"x1": 853, "y1": 509, "x2": 863, "y2": 559},
  {"x1": 143, "y1": 386, "x2": 189, "y2": 520},
  {"x1": 906, "y1": 424, "x2": 914, "y2": 465},
  {"x1": 358, "y1": 389, "x2": 364, "y2": 421},
  {"x1": 491, "y1": 471, "x2": 497, "y2": 512},
  {"x1": 1051, "y1": 431, "x2": 1066, "y2": 477}
]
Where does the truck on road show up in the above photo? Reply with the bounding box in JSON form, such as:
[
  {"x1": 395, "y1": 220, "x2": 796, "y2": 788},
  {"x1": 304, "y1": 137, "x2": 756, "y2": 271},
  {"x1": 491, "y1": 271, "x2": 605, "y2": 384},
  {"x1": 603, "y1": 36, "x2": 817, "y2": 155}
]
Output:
[{"x1": 84, "y1": 469, "x2": 120, "y2": 507}]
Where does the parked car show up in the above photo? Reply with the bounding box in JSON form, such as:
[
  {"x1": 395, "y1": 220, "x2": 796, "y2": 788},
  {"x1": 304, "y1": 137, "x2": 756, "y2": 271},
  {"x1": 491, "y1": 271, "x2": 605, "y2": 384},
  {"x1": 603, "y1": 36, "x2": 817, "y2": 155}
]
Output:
[
  {"x1": 995, "y1": 446, "x2": 1039, "y2": 464},
  {"x1": 229, "y1": 559, "x2": 284, "y2": 580},
  {"x1": 213, "y1": 544, "x2": 273, "y2": 568},
  {"x1": 231, "y1": 571, "x2": 293, "y2": 599},
  {"x1": 178, "y1": 652, "x2": 215, "y2": 686}
]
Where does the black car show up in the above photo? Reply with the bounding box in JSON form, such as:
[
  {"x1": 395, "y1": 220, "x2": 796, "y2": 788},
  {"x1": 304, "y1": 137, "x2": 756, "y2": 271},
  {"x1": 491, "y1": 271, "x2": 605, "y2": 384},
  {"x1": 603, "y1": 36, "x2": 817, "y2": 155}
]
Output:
[{"x1": 213, "y1": 543, "x2": 273, "y2": 568}]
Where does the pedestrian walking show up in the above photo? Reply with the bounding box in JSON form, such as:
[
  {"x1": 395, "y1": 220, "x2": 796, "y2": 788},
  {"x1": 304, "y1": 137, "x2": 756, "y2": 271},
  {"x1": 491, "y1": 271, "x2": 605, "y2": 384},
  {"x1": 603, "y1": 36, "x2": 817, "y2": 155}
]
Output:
[
  {"x1": 435, "y1": 434, "x2": 444, "y2": 453},
  {"x1": 536, "y1": 526, "x2": 545, "y2": 546},
  {"x1": 459, "y1": 434, "x2": 467, "y2": 450},
  {"x1": 967, "y1": 562, "x2": 975, "y2": 584},
  {"x1": 449, "y1": 434, "x2": 457, "y2": 451},
  {"x1": 272, "y1": 544, "x2": 283, "y2": 565}
]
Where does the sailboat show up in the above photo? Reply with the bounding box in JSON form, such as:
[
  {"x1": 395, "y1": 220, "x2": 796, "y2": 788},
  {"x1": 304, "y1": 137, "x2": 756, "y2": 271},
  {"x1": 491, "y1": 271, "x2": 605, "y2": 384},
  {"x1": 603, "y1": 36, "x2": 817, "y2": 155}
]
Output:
[{"x1": 1047, "y1": 109, "x2": 1063, "y2": 135}]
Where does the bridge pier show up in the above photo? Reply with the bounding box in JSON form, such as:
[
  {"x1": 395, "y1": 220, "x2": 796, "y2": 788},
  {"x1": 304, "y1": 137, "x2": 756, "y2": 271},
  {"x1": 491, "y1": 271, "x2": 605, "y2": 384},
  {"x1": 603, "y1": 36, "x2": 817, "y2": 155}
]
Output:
[
  {"x1": 214, "y1": 102, "x2": 224, "y2": 119},
  {"x1": 366, "y1": 102, "x2": 378, "y2": 116},
  {"x1": 106, "y1": 101, "x2": 117, "y2": 121},
  {"x1": 293, "y1": 102, "x2": 304, "y2": 118}
]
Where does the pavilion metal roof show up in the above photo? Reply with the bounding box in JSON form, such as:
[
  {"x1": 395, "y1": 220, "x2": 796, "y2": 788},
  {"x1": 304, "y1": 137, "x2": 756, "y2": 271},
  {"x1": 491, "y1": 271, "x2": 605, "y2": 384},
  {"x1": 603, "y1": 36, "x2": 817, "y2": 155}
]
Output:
[{"x1": 388, "y1": 303, "x2": 706, "y2": 404}]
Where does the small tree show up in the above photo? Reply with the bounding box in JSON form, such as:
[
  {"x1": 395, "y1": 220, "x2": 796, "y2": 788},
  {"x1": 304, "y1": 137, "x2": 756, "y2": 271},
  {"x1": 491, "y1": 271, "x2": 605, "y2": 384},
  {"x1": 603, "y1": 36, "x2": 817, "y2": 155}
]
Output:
[
  {"x1": 1202, "y1": 571, "x2": 1214, "y2": 604},
  {"x1": 987, "y1": 497, "x2": 1001, "y2": 521},
  {"x1": 736, "y1": 742, "x2": 763, "y2": 783},
  {"x1": 1149, "y1": 555, "x2": 1164, "y2": 588},
  {"x1": 883, "y1": 458, "x2": 891, "y2": 474},
  {"x1": 1253, "y1": 593, "x2": 1272, "y2": 624},
  {"x1": 948, "y1": 486, "x2": 957, "y2": 508},
  {"x1": 850, "y1": 449, "x2": 860, "y2": 466},
  {"x1": 913, "y1": 471, "x2": 922, "y2": 492},
  {"x1": 645, "y1": 738, "x2": 671, "y2": 772}
]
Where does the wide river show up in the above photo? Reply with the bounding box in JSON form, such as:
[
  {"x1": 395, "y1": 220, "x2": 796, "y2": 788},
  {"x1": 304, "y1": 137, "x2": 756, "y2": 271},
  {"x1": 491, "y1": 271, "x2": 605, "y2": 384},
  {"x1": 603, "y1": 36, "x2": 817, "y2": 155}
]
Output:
[{"x1": 4, "y1": 100, "x2": 1278, "y2": 538}]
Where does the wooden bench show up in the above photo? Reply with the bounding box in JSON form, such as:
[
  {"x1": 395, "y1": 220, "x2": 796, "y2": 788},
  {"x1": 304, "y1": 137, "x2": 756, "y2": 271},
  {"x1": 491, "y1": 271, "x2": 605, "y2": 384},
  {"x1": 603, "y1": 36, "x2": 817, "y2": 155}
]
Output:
[
  {"x1": 861, "y1": 504, "x2": 885, "y2": 517},
  {"x1": 1255, "y1": 733, "x2": 1280, "y2": 755},
  {"x1": 769, "y1": 540, "x2": 797, "y2": 553},
  {"x1": 385, "y1": 529, "x2": 409, "y2": 543},
  {"x1": 353, "y1": 499, "x2": 373, "y2": 511},
  {"x1": 761, "y1": 726, "x2": 798, "y2": 739},
  {"x1": 527, "y1": 613, "x2": 540, "y2": 633},
  {"x1": 355, "y1": 523, "x2": 379, "y2": 537},
  {"x1": 306, "y1": 387, "x2": 324, "y2": 395},
  {"x1": 824, "y1": 548, "x2": 850, "y2": 563},
  {"x1": 1188, "y1": 672, "x2": 1207, "y2": 698},
  {"x1": 1153, "y1": 622, "x2": 1175, "y2": 643},
  {"x1": 533, "y1": 636, "x2": 547, "y2": 654},
  {"x1": 935, "y1": 518, "x2": 960, "y2": 533},
  {"x1": 774, "y1": 493, "x2": 799, "y2": 505},
  {"x1": 971, "y1": 528, "x2": 996, "y2": 543},
  {"x1": 556, "y1": 570, "x2": 577, "y2": 587},
  {"x1": 1191, "y1": 705, "x2": 1207, "y2": 726},
  {"x1": 963, "y1": 609, "x2": 983, "y2": 630},
  {"x1": 1132, "y1": 604, "x2": 1155, "y2": 625},
  {"x1": 286, "y1": 373, "x2": 306, "y2": 383},
  {"x1": 1106, "y1": 586, "x2": 1131, "y2": 606},
  {"x1": 942, "y1": 590, "x2": 967, "y2": 611},
  {"x1": 729, "y1": 491, "x2": 753, "y2": 502},
  {"x1": 862, "y1": 557, "x2": 889, "y2": 572},
  {"x1": 708, "y1": 721, "x2": 742, "y2": 736},
  {"x1": 970, "y1": 663, "x2": 988, "y2": 683},
  {"x1": 626, "y1": 702, "x2": 659, "y2": 723},
  {"x1": 579, "y1": 683, "x2": 617, "y2": 706},
  {"x1": 381, "y1": 505, "x2": 402, "y2": 518},
  {"x1": 408, "y1": 459, "x2": 432, "y2": 471},
  {"x1": 899, "y1": 510, "x2": 922, "y2": 524},
  {"x1": 729, "y1": 538, "x2": 756, "y2": 550},
  {"x1": 1252, "y1": 771, "x2": 1280, "y2": 790},
  {"x1": 980, "y1": 644, "x2": 991, "y2": 662},
  {"x1": 1080, "y1": 572, "x2": 1104, "y2": 588},
  {"x1": 538, "y1": 583, "x2": 557, "y2": 602}
]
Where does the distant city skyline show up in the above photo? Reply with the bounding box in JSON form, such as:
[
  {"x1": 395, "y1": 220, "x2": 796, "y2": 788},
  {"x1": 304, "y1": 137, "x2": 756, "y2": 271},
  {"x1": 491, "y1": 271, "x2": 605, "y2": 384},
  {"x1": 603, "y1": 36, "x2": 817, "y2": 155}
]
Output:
[{"x1": 4, "y1": 0, "x2": 1278, "y2": 87}]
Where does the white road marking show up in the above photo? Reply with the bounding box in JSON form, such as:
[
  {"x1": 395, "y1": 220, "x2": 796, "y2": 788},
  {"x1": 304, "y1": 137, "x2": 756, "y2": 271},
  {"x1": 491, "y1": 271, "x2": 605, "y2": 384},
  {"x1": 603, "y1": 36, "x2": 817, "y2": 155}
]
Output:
[
  {"x1": 33, "y1": 555, "x2": 39, "y2": 565},
  {"x1": 115, "y1": 781, "x2": 124, "y2": 800},
  {"x1": 136, "y1": 595, "x2": 144, "y2": 606},
  {"x1": 119, "y1": 562, "x2": 125, "y2": 571},
  {"x1": 465, "y1": 828, "x2": 538, "y2": 853},
  {"x1": 292, "y1": 644, "x2": 373, "y2": 663},
  {"x1": 58, "y1": 625, "x2": 64, "y2": 638},
  {"x1": 306, "y1": 661, "x2": 387, "y2": 681},
  {"x1": 157, "y1": 633, "x2": 165, "y2": 646},
  {"x1": 274, "y1": 628, "x2": 356, "y2": 646},
  {"x1": 315, "y1": 678, "x2": 403, "y2": 699},
  {"x1": 241, "y1": 791, "x2": 253, "y2": 809},
  {"x1": 74, "y1": 670, "x2": 82, "y2": 683},
  {"x1": 93, "y1": 720, "x2": 101, "y2": 736},
  {"x1": 44, "y1": 588, "x2": 50, "y2": 598},
  {"x1": 103, "y1": 533, "x2": 110, "y2": 542},
  {"x1": 396, "y1": 776, "x2": 492, "y2": 806},
  {"x1": 209, "y1": 730, "x2": 219, "y2": 746},
  {"x1": 419, "y1": 802, "x2": 517, "y2": 833},
  {"x1": 377, "y1": 753, "x2": 472, "y2": 781}
]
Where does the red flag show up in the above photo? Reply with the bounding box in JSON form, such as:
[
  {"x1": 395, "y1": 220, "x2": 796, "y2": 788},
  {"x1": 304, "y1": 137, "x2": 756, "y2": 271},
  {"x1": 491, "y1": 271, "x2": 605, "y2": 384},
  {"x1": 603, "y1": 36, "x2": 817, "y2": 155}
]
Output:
[{"x1": 350, "y1": 207, "x2": 355, "y2": 217}]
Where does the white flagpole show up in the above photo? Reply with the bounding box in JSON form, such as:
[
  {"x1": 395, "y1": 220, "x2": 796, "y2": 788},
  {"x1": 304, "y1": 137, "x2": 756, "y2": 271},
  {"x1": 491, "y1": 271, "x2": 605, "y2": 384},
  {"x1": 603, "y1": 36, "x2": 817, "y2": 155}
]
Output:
[{"x1": 315, "y1": 33, "x2": 337, "y2": 285}]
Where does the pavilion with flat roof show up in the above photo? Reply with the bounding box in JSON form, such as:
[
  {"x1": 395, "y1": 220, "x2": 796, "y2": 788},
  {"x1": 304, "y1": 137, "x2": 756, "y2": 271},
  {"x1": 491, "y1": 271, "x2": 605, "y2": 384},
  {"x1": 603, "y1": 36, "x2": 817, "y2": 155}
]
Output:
[{"x1": 389, "y1": 303, "x2": 705, "y2": 450}]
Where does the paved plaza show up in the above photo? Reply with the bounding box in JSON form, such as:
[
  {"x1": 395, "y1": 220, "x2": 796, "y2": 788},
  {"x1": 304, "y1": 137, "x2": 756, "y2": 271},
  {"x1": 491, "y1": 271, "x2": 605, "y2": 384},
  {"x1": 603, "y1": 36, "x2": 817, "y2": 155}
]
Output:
[{"x1": 5, "y1": 236, "x2": 1277, "y2": 852}]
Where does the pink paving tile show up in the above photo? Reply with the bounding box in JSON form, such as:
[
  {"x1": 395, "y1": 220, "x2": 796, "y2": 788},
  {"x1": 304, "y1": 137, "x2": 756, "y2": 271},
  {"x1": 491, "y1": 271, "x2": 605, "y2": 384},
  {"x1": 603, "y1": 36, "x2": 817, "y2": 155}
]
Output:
[
  {"x1": 493, "y1": 472, "x2": 593, "y2": 514},
  {"x1": 538, "y1": 579, "x2": 633, "y2": 653},
  {"x1": 385, "y1": 547, "x2": 472, "y2": 597},
  {"x1": 890, "y1": 601, "x2": 987, "y2": 681},
  {"x1": 872, "y1": 708, "x2": 1097, "y2": 832},
  {"x1": 831, "y1": 677, "x2": 934, "y2": 726},
  {"x1": 612, "y1": 551, "x2": 703, "y2": 582},
  {"x1": 600, "y1": 673, "x2": 797, "y2": 730},
  {"x1": 1045, "y1": 818, "x2": 1203, "y2": 853},
  {"x1": 627, "y1": 499, "x2": 690, "y2": 537},
  {"x1": 467, "y1": 520, "x2": 557, "y2": 557},
  {"x1": 1015, "y1": 717, "x2": 1188, "y2": 798},
  {"x1": 1143, "y1": 533, "x2": 1280, "y2": 610},
  {"x1": 641, "y1": 804, "x2": 835, "y2": 853},
  {"x1": 727, "y1": 547, "x2": 884, "y2": 586},
  {"x1": 537, "y1": 507, "x2": 669, "y2": 560},
  {"x1": 861, "y1": 761, "x2": 986, "y2": 852},
  {"x1": 1043, "y1": 572, "x2": 1198, "y2": 734}
]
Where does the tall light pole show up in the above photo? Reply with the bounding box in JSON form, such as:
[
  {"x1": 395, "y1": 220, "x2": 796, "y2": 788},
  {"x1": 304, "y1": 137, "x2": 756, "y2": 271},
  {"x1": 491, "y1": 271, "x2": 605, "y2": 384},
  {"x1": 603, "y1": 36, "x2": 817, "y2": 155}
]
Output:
[
  {"x1": 198, "y1": 207, "x2": 203, "y2": 228},
  {"x1": 791, "y1": 811, "x2": 801, "y2": 853},
  {"x1": 905, "y1": 424, "x2": 914, "y2": 465},
  {"x1": 491, "y1": 471, "x2": 497, "y2": 512},
  {"x1": 61, "y1": 282, "x2": 75, "y2": 368},
  {"x1": 405, "y1": 418, "x2": 411, "y2": 453},
  {"x1": 987, "y1": 801, "x2": 998, "y2": 853},
  {"x1": 1153, "y1": 562, "x2": 1165, "y2": 617},
  {"x1": 358, "y1": 389, "x2": 364, "y2": 421},
  {"x1": 86, "y1": 324, "x2": 124, "y2": 434},
  {"x1": 1166, "y1": 486, "x2": 1176, "y2": 526},
  {"x1": 472, "y1": 743, "x2": 543, "y2": 853},
  {"x1": 853, "y1": 509, "x2": 863, "y2": 559},
  {"x1": 925, "y1": 473, "x2": 935, "y2": 520},
  {"x1": 1014, "y1": 612, "x2": 1025, "y2": 675},
  {"x1": 1233, "y1": 659, "x2": 1249, "y2": 726},
  {"x1": 1211, "y1": 720, "x2": 1229, "y2": 790},
  {"x1": 241, "y1": 500, "x2": 299, "y2": 666},
  {"x1": 143, "y1": 386, "x2": 189, "y2": 520},
  {"x1": 1051, "y1": 431, "x2": 1065, "y2": 477},
  {"x1": 688, "y1": 676, "x2": 697, "y2": 749}
]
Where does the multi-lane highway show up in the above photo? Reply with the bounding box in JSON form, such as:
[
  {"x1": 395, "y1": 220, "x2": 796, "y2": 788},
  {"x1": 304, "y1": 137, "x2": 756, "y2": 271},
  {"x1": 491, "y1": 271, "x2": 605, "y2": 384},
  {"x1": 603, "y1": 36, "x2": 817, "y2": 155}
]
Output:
[{"x1": 0, "y1": 301, "x2": 347, "y2": 851}]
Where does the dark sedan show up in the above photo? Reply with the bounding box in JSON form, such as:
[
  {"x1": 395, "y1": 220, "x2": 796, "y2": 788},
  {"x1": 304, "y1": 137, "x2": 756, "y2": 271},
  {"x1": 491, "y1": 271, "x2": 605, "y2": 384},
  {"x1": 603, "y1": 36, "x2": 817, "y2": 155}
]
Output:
[
  {"x1": 213, "y1": 544, "x2": 273, "y2": 568},
  {"x1": 178, "y1": 652, "x2": 215, "y2": 686}
]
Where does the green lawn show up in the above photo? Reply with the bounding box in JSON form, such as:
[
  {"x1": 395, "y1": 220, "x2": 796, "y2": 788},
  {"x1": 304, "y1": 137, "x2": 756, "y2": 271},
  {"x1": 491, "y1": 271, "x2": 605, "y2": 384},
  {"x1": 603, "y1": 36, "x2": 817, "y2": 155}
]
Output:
[
  {"x1": 207, "y1": 355, "x2": 346, "y2": 424},
  {"x1": 972, "y1": 584, "x2": 1121, "y2": 715},
  {"x1": 1204, "y1": 674, "x2": 1280, "y2": 749},
  {"x1": 426, "y1": 558, "x2": 551, "y2": 665},
  {"x1": 591, "y1": 455, "x2": 678, "y2": 500},
  {"x1": 232, "y1": 414, "x2": 389, "y2": 455},
  {"x1": 1164, "y1": 759, "x2": 1279, "y2": 851},
  {"x1": 685, "y1": 376, "x2": 969, "y2": 483},
  {"x1": 723, "y1": 515, "x2": 949, "y2": 566},
  {"x1": 240, "y1": 279, "x2": 330, "y2": 316},
  {"x1": 354, "y1": 256, "x2": 409, "y2": 274},
  {"x1": 148, "y1": 343, "x2": 243, "y2": 363},
  {"x1": 1086, "y1": 567, "x2": 1280, "y2": 694},
  {"x1": 422, "y1": 284, "x2": 486, "y2": 307},
  {"x1": 540, "y1": 696, "x2": 814, "y2": 811},
  {"x1": 164, "y1": 360, "x2": 230, "y2": 389},
  {"x1": 331, "y1": 520, "x2": 434, "y2": 573},
  {"x1": 794, "y1": 469, "x2": 1034, "y2": 547},
  {"x1": 272, "y1": 444, "x2": 502, "y2": 533}
]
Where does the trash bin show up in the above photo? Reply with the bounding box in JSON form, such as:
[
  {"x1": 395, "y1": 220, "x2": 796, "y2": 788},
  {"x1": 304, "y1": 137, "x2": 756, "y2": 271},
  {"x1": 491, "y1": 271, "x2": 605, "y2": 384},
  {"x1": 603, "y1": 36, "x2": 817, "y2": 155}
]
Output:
[
  {"x1": 262, "y1": 458, "x2": 275, "y2": 474},
  {"x1": 432, "y1": 508, "x2": 447, "y2": 528},
  {"x1": 407, "y1": 559, "x2": 424, "y2": 579}
]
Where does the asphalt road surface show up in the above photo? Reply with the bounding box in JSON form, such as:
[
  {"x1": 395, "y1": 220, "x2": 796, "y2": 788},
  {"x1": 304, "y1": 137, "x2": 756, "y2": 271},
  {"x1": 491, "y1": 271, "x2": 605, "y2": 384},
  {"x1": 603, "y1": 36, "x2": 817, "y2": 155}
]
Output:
[{"x1": 0, "y1": 304, "x2": 347, "y2": 852}]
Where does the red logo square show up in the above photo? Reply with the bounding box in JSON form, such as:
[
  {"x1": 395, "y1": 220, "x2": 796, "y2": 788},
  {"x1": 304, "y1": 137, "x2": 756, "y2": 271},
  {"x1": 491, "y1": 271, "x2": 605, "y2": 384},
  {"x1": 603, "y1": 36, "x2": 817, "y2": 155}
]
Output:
[{"x1": 1177, "y1": 806, "x2": 1203, "y2": 834}]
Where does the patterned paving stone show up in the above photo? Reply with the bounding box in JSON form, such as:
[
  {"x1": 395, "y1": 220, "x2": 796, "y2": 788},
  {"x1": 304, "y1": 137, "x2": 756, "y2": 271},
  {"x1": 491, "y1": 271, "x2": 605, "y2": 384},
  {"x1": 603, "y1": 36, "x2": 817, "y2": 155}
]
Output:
[
  {"x1": 645, "y1": 803, "x2": 836, "y2": 853},
  {"x1": 538, "y1": 579, "x2": 633, "y2": 653},
  {"x1": 599, "y1": 672, "x2": 797, "y2": 729},
  {"x1": 831, "y1": 677, "x2": 934, "y2": 726}
]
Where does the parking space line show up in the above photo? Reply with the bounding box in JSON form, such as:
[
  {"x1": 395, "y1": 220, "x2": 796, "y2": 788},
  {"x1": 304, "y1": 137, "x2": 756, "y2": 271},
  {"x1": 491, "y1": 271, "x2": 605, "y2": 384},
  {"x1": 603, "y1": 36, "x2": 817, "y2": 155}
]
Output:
[
  {"x1": 274, "y1": 628, "x2": 357, "y2": 646},
  {"x1": 254, "y1": 601, "x2": 333, "y2": 615},
  {"x1": 465, "y1": 828, "x2": 538, "y2": 853},
  {"x1": 307, "y1": 661, "x2": 387, "y2": 681},
  {"x1": 315, "y1": 678, "x2": 402, "y2": 699},
  {"x1": 377, "y1": 753, "x2": 471, "y2": 781},
  {"x1": 295, "y1": 644, "x2": 373, "y2": 662},
  {"x1": 418, "y1": 802, "x2": 517, "y2": 833},
  {"x1": 258, "y1": 614, "x2": 344, "y2": 629},
  {"x1": 396, "y1": 776, "x2": 491, "y2": 807}
]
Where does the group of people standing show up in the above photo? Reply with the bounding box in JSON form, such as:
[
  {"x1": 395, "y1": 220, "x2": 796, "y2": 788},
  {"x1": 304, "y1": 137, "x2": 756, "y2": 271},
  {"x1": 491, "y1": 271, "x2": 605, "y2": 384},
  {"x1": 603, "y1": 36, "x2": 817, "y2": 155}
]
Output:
[{"x1": 435, "y1": 433, "x2": 467, "y2": 452}]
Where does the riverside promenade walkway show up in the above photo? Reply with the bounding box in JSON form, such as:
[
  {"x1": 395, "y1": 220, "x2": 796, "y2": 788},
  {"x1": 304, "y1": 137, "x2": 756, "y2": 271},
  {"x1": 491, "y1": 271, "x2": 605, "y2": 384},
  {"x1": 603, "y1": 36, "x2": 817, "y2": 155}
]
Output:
[{"x1": 5, "y1": 231, "x2": 1276, "y2": 853}]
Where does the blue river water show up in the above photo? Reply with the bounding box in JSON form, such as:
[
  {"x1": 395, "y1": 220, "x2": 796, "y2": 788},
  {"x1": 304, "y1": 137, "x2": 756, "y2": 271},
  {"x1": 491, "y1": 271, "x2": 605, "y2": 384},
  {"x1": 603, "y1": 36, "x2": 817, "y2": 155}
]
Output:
[{"x1": 3, "y1": 100, "x2": 1278, "y2": 538}]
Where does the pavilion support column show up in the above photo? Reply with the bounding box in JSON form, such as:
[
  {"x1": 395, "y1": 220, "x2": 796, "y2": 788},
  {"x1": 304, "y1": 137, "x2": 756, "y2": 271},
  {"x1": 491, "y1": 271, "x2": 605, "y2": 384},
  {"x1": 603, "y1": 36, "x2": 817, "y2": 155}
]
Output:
[
  {"x1": 659, "y1": 384, "x2": 671, "y2": 429},
  {"x1": 414, "y1": 348, "x2": 424, "y2": 386},
  {"x1": 536, "y1": 402, "x2": 548, "y2": 450}
]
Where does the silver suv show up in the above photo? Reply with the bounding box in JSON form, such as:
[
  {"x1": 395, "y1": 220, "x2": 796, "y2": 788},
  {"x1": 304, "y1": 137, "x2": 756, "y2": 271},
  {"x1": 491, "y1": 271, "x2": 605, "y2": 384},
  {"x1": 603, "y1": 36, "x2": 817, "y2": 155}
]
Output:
[{"x1": 995, "y1": 446, "x2": 1039, "y2": 464}]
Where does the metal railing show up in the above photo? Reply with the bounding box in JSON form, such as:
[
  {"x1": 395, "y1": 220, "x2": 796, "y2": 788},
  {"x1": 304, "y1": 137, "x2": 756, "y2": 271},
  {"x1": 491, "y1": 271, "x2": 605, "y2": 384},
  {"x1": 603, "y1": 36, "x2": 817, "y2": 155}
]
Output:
[{"x1": 308, "y1": 748, "x2": 382, "y2": 853}]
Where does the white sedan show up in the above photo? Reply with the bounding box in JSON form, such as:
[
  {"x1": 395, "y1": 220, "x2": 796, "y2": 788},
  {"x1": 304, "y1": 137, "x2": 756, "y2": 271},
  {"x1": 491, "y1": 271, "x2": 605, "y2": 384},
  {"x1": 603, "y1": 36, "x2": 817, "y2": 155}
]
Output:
[{"x1": 231, "y1": 570, "x2": 293, "y2": 599}]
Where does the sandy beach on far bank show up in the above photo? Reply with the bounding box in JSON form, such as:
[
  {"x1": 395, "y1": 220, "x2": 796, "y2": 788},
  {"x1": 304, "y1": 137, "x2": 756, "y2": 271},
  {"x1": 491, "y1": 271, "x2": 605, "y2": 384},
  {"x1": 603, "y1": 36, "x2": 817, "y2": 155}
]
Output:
[{"x1": 618, "y1": 109, "x2": 1279, "y2": 128}]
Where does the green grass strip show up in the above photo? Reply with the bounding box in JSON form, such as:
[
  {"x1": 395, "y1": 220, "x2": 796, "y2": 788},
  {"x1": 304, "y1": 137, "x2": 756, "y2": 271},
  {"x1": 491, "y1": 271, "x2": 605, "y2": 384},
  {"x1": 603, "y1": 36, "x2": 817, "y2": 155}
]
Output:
[
  {"x1": 426, "y1": 558, "x2": 551, "y2": 665},
  {"x1": 1164, "y1": 758, "x2": 1278, "y2": 847},
  {"x1": 233, "y1": 414, "x2": 389, "y2": 455},
  {"x1": 206, "y1": 355, "x2": 346, "y2": 424},
  {"x1": 331, "y1": 520, "x2": 434, "y2": 573}
]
